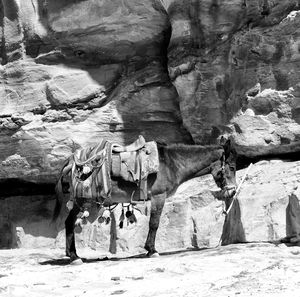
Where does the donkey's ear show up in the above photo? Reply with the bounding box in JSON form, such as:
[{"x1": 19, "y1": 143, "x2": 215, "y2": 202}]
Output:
[
  {"x1": 224, "y1": 138, "x2": 231, "y2": 147},
  {"x1": 219, "y1": 136, "x2": 229, "y2": 146},
  {"x1": 221, "y1": 137, "x2": 232, "y2": 158},
  {"x1": 219, "y1": 136, "x2": 225, "y2": 145}
]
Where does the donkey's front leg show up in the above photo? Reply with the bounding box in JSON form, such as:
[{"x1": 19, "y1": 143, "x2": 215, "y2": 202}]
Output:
[
  {"x1": 144, "y1": 193, "x2": 166, "y2": 257},
  {"x1": 65, "y1": 205, "x2": 82, "y2": 264}
]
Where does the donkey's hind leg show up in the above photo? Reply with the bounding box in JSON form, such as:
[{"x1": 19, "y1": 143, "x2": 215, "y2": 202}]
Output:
[
  {"x1": 144, "y1": 193, "x2": 166, "y2": 257},
  {"x1": 65, "y1": 205, "x2": 82, "y2": 264}
]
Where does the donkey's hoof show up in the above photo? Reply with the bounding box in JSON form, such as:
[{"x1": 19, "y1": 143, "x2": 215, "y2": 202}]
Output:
[
  {"x1": 147, "y1": 252, "x2": 160, "y2": 258},
  {"x1": 290, "y1": 236, "x2": 300, "y2": 243},
  {"x1": 62, "y1": 255, "x2": 70, "y2": 260},
  {"x1": 70, "y1": 258, "x2": 83, "y2": 265}
]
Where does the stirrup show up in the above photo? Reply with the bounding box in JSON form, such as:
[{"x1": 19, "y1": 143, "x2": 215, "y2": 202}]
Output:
[{"x1": 130, "y1": 189, "x2": 147, "y2": 204}]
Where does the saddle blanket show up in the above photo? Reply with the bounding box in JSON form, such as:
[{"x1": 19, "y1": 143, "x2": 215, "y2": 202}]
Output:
[
  {"x1": 71, "y1": 139, "x2": 112, "y2": 201},
  {"x1": 70, "y1": 137, "x2": 159, "y2": 202}
]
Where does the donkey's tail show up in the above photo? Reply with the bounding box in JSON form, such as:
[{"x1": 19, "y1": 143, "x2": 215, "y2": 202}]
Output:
[{"x1": 52, "y1": 157, "x2": 73, "y2": 221}]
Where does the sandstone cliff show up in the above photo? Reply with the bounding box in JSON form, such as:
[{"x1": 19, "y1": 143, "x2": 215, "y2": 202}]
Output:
[{"x1": 0, "y1": 0, "x2": 300, "y2": 251}]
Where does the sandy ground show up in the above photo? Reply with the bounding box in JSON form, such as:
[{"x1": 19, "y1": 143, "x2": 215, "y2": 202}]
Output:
[{"x1": 1, "y1": 243, "x2": 300, "y2": 297}]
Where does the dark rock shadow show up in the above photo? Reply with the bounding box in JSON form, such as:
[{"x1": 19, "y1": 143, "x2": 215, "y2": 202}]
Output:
[{"x1": 0, "y1": 195, "x2": 66, "y2": 249}]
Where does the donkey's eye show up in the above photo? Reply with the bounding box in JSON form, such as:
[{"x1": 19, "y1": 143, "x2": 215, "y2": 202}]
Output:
[{"x1": 229, "y1": 166, "x2": 235, "y2": 171}]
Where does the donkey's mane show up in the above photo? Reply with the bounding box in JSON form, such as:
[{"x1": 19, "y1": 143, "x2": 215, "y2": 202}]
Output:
[
  {"x1": 163, "y1": 143, "x2": 223, "y2": 157},
  {"x1": 158, "y1": 143, "x2": 224, "y2": 179}
]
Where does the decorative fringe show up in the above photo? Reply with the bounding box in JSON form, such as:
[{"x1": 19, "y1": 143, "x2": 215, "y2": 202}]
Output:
[
  {"x1": 66, "y1": 200, "x2": 74, "y2": 211},
  {"x1": 123, "y1": 205, "x2": 137, "y2": 226},
  {"x1": 119, "y1": 206, "x2": 125, "y2": 229},
  {"x1": 96, "y1": 204, "x2": 139, "y2": 229}
]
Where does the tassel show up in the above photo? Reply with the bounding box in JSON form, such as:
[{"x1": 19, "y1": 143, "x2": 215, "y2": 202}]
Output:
[
  {"x1": 103, "y1": 209, "x2": 110, "y2": 219},
  {"x1": 75, "y1": 217, "x2": 82, "y2": 225},
  {"x1": 98, "y1": 216, "x2": 105, "y2": 224},
  {"x1": 128, "y1": 213, "x2": 137, "y2": 224},
  {"x1": 125, "y1": 205, "x2": 132, "y2": 226},
  {"x1": 128, "y1": 208, "x2": 137, "y2": 224},
  {"x1": 119, "y1": 207, "x2": 125, "y2": 229},
  {"x1": 105, "y1": 208, "x2": 111, "y2": 224},
  {"x1": 125, "y1": 205, "x2": 132, "y2": 218},
  {"x1": 83, "y1": 210, "x2": 89, "y2": 218},
  {"x1": 81, "y1": 210, "x2": 89, "y2": 225},
  {"x1": 97, "y1": 206, "x2": 105, "y2": 223},
  {"x1": 82, "y1": 165, "x2": 91, "y2": 174},
  {"x1": 66, "y1": 200, "x2": 74, "y2": 211}
]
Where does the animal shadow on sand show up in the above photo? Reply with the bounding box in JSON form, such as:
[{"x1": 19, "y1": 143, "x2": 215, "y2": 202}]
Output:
[{"x1": 38, "y1": 247, "x2": 207, "y2": 266}]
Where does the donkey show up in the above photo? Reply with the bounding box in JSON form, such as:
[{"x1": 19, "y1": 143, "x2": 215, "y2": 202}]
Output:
[{"x1": 53, "y1": 137, "x2": 237, "y2": 264}]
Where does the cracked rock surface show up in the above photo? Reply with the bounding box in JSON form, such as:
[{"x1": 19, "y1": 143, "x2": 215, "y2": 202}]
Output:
[{"x1": 1, "y1": 0, "x2": 300, "y2": 252}]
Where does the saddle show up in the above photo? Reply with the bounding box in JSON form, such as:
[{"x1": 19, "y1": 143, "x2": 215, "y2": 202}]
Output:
[
  {"x1": 70, "y1": 135, "x2": 159, "y2": 203},
  {"x1": 112, "y1": 135, "x2": 146, "y2": 153},
  {"x1": 111, "y1": 136, "x2": 159, "y2": 202}
]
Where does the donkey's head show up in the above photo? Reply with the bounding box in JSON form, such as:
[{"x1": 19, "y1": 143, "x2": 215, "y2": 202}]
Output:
[{"x1": 210, "y1": 137, "x2": 237, "y2": 199}]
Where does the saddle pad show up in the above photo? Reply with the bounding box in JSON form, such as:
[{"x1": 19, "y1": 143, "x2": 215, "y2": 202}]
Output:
[{"x1": 71, "y1": 140, "x2": 111, "y2": 200}]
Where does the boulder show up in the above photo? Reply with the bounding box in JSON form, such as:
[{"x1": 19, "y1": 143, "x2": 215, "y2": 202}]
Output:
[
  {"x1": 230, "y1": 88, "x2": 300, "y2": 156},
  {"x1": 222, "y1": 160, "x2": 300, "y2": 244}
]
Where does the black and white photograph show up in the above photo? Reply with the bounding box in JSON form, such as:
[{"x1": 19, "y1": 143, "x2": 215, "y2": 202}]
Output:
[{"x1": 0, "y1": 0, "x2": 300, "y2": 296}]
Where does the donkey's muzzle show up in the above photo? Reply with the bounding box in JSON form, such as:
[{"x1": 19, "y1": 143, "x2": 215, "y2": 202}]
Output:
[{"x1": 222, "y1": 185, "x2": 237, "y2": 199}]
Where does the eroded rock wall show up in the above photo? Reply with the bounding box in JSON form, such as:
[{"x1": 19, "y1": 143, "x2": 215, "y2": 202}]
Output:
[
  {"x1": 165, "y1": 0, "x2": 300, "y2": 151},
  {"x1": 0, "y1": 1, "x2": 300, "y2": 184},
  {"x1": 0, "y1": 0, "x2": 191, "y2": 184},
  {"x1": 0, "y1": 0, "x2": 300, "y2": 251}
]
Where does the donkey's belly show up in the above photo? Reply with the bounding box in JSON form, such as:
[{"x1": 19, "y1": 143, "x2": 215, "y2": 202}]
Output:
[
  {"x1": 107, "y1": 195, "x2": 131, "y2": 204},
  {"x1": 111, "y1": 179, "x2": 147, "y2": 203},
  {"x1": 109, "y1": 178, "x2": 138, "y2": 204}
]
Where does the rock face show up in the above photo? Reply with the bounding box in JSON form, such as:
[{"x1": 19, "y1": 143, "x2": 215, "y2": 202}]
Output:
[
  {"x1": 231, "y1": 88, "x2": 300, "y2": 156},
  {"x1": 165, "y1": 0, "x2": 300, "y2": 150},
  {"x1": 0, "y1": 1, "x2": 300, "y2": 250},
  {"x1": 0, "y1": 0, "x2": 300, "y2": 182},
  {"x1": 0, "y1": 0, "x2": 191, "y2": 183}
]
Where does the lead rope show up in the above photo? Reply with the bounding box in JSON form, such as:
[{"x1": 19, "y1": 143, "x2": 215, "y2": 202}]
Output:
[{"x1": 214, "y1": 163, "x2": 253, "y2": 248}]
